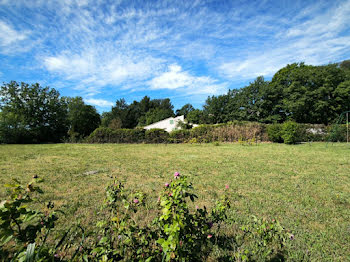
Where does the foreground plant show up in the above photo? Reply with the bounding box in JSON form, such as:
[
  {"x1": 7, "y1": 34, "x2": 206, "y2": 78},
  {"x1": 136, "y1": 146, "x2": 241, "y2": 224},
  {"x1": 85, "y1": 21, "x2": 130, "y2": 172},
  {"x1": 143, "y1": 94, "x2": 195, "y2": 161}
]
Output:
[
  {"x1": 1, "y1": 173, "x2": 290, "y2": 261},
  {"x1": 0, "y1": 176, "x2": 59, "y2": 261},
  {"x1": 155, "y1": 172, "x2": 230, "y2": 261}
]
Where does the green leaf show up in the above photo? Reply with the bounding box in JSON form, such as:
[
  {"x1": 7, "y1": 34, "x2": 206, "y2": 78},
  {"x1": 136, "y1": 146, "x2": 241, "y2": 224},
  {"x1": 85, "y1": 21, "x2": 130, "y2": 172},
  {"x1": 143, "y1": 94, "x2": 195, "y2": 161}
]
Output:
[
  {"x1": 0, "y1": 234, "x2": 12, "y2": 245},
  {"x1": 25, "y1": 243, "x2": 36, "y2": 262}
]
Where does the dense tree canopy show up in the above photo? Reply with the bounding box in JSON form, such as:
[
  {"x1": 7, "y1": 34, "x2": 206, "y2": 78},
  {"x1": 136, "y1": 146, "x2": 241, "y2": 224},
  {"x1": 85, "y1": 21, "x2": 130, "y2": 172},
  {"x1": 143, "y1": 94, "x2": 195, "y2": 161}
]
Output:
[
  {"x1": 102, "y1": 97, "x2": 175, "y2": 128},
  {"x1": 202, "y1": 62, "x2": 350, "y2": 125},
  {"x1": 176, "y1": 104, "x2": 194, "y2": 117},
  {"x1": 66, "y1": 97, "x2": 101, "y2": 139},
  {"x1": 0, "y1": 81, "x2": 68, "y2": 143}
]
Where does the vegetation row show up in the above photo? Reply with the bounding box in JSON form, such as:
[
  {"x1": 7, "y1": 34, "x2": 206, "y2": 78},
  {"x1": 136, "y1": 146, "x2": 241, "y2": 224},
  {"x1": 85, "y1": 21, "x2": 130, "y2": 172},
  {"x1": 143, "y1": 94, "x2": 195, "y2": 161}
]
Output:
[
  {"x1": 1, "y1": 61, "x2": 349, "y2": 144},
  {"x1": 86, "y1": 122, "x2": 347, "y2": 145}
]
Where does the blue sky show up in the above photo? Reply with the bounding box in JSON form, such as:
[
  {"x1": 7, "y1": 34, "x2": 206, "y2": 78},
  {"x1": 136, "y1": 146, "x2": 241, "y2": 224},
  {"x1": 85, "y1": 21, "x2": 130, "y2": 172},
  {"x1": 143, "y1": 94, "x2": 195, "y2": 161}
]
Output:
[{"x1": 0, "y1": 0, "x2": 350, "y2": 112}]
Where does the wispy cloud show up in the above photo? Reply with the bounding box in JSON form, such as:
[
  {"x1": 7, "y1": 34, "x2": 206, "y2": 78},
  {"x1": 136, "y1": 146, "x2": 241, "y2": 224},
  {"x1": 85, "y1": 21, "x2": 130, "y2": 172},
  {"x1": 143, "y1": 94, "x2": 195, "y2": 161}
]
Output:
[
  {"x1": 149, "y1": 64, "x2": 226, "y2": 95},
  {"x1": 219, "y1": 0, "x2": 350, "y2": 79},
  {"x1": 84, "y1": 98, "x2": 114, "y2": 108},
  {"x1": 0, "y1": 0, "x2": 349, "y2": 109},
  {"x1": 0, "y1": 20, "x2": 29, "y2": 53}
]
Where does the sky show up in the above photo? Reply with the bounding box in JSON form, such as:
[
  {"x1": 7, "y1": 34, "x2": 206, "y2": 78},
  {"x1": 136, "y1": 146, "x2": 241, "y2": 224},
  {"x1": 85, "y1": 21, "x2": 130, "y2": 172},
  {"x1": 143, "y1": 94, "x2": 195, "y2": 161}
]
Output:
[{"x1": 0, "y1": 0, "x2": 350, "y2": 112}]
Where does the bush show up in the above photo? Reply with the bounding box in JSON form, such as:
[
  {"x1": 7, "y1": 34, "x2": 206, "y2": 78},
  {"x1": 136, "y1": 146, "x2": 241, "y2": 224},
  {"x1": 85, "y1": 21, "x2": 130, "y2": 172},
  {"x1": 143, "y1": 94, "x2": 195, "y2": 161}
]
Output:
[
  {"x1": 145, "y1": 128, "x2": 169, "y2": 143},
  {"x1": 168, "y1": 130, "x2": 191, "y2": 143},
  {"x1": 110, "y1": 128, "x2": 145, "y2": 143},
  {"x1": 0, "y1": 177, "x2": 59, "y2": 260},
  {"x1": 281, "y1": 121, "x2": 303, "y2": 144},
  {"x1": 212, "y1": 122, "x2": 267, "y2": 142},
  {"x1": 190, "y1": 125, "x2": 214, "y2": 143},
  {"x1": 302, "y1": 124, "x2": 327, "y2": 142},
  {"x1": 87, "y1": 127, "x2": 114, "y2": 143},
  {"x1": 0, "y1": 173, "x2": 290, "y2": 261},
  {"x1": 267, "y1": 124, "x2": 283, "y2": 143},
  {"x1": 327, "y1": 124, "x2": 347, "y2": 142},
  {"x1": 0, "y1": 172, "x2": 294, "y2": 262},
  {"x1": 87, "y1": 127, "x2": 146, "y2": 143}
]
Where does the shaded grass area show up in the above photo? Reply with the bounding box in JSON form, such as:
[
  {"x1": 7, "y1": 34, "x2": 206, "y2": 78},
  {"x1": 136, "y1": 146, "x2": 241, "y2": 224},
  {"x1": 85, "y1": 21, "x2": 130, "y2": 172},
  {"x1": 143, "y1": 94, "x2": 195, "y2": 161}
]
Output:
[{"x1": 0, "y1": 143, "x2": 349, "y2": 261}]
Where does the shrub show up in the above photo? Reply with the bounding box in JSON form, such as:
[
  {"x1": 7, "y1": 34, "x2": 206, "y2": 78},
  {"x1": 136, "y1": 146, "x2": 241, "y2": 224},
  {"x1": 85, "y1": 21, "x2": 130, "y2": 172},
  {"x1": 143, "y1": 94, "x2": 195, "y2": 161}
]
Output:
[
  {"x1": 267, "y1": 124, "x2": 283, "y2": 143},
  {"x1": 110, "y1": 128, "x2": 145, "y2": 143},
  {"x1": 281, "y1": 121, "x2": 303, "y2": 144},
  {"x1": 235, "y1": 216, "x2": 287, "y2": 261},
  {"x1": 0, "y1": 177, "x2": 59, "y2": 260},
  {"x1": 87, "y1": 127, "x2": 114, "y2": 143},
  {"x1": 327, "y1": 124, "x2": 347, "y2": 142},
  {"x1": 168, "y1": 130, "x2": 191, "y2": 143},
  {"x1": 0, "y1": 173, "x2": 290, "y2": 261},
  {"x1": 190, "y1": 125, "x2": 214, "y2": 143},
  {"x1": 145, "y1": 128, "x2": 169, "y2": 143},
  {"x1": 302, "y1": 124, "x2": 327, "y2": 142},
  {"x1": 212, "y1": 122, "x2": 266, "y2": 142},
  {"x1": 87, "y1": 127, "x2": 146, "y2": 143}
]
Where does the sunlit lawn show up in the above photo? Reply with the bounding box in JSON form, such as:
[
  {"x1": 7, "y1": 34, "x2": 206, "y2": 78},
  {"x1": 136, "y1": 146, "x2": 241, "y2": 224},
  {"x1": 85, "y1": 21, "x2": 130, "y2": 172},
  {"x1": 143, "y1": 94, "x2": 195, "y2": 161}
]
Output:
[{"x1": 0, "y1": 143, "x2": 349, "y2": 261}]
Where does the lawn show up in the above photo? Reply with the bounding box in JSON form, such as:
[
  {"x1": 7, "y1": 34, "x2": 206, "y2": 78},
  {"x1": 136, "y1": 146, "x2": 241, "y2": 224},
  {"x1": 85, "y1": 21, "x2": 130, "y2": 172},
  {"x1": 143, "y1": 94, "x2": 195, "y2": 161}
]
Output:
[{"x1": 0, "y1": 143, "x2": 349, "y2": 261}]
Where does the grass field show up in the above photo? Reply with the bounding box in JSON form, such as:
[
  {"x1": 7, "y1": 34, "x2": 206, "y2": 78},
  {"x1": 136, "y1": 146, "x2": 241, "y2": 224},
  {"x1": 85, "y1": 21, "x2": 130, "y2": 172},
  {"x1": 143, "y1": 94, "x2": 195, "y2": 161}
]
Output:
[{"x1": 0, "y1": 143, "x2": 349, "y2": 261}]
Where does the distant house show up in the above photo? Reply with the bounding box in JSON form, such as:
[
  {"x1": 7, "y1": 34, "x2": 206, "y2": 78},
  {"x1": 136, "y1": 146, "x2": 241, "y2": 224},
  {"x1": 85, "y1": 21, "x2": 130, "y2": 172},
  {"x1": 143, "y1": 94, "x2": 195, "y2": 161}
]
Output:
[{"x1": 143, "y1": 115, "x2": 185, "y2": 132}]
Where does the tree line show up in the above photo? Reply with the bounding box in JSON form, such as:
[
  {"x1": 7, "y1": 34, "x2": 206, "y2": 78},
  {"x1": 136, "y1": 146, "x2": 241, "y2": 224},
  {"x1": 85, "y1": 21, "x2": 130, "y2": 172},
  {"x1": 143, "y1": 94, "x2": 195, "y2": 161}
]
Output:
[{"x1": 1, "y1": 61, "x2": 349, "y2": 143}]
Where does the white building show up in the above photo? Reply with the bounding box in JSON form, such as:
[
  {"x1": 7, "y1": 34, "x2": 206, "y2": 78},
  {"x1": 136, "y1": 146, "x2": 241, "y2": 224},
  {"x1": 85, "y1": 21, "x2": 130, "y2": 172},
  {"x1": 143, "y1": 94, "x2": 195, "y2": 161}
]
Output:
[{"x1": 144, "y1": 115, "x2": 185, "y2": 132}]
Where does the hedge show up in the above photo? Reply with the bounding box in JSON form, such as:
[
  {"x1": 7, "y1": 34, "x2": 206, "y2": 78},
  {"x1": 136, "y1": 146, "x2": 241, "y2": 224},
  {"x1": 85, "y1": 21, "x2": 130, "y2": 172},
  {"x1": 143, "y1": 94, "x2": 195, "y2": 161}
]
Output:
[{"x1": 87, "y1": 122, "x2": 346, "y2": 144}]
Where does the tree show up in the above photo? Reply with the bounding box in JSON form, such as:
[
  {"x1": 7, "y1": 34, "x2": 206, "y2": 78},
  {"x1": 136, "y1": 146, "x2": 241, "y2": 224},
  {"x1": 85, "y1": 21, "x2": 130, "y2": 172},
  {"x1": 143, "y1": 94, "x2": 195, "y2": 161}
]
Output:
[
  {"x1": 233, "y1": 76, "x2": 269, "y2": 122},
  {"x1": 144, "y1": 108, "x2": 174, "y2": 125},
  {"x1": 334, "y1": 80, "x2": 350, "y2": 113},
  {"x1": 339, "y1": 59, "x2": 350, "y2": 71},
  {"x1": 66, "y1": 97, "x2": 101, "y2": 140},
  {"x1": 0, "y1": 81, "x2": 68, "y2": 143},
  {"x1": 203, "y1": 94, "x2": 230, "y2": 124},
  {"x1": 273, "y1": 63, "x2": 347, "y2": 124},
  {"x1": 187, "y1": 109, "x2": 205, "y2": 124},
  {"x1": 176, "y1": 104, "x2": 194, "y2": 117},
  {"x1": 108, "y1": 118, "x2": 122, "y2": 130}
]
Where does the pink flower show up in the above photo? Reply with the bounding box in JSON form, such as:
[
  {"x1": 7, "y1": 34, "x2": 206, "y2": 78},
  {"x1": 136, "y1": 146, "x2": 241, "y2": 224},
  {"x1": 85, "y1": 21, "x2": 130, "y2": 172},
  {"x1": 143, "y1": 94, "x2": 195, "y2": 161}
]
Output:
[
  {"x1": 289, "y1": 234, "x2": 295, "y2": 240},
  {"x1": 165, "y1": 183, "x2": 169, "y2": 187},
  {"x1": 174, "y1": 172, "x2": 180, "y2": 178},
  {"x1": 169, "y1": 193, "x2": 173, "y2": 197},
  {"x1": 195, "y1": 205, "x2": 199, "y2": 209},
  {"x1": 207, "y1": 234, "x2": 213, "y2": 239},
  {"x1": 225, "y1": 184, "x2": 229, "y2": 189},
  {"x1": 133, "y1": 199, "x2": 139, "y2": 204}
]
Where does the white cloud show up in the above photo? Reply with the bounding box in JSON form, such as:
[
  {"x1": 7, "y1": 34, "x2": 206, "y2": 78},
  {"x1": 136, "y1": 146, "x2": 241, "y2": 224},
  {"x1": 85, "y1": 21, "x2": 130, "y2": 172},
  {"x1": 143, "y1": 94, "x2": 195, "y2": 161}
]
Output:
[
  {"x1": 84, "y1": 98, "x2": 114, "y2": 108},
  {"x1": 1, "y1": 0, "x2": 350, "y2": 103},
  {"x1": 0, "y1": 20, "x2": 28, "y2": 48},
  {"x1": 43, "y1": 50, "x2": 165, "y2": 94},
  {"x1": 219, "y1": 0, "x2": 350, "y2": 80},
  {"x1": 149, "y1": 64, "x2": 226, "y2": 95}
]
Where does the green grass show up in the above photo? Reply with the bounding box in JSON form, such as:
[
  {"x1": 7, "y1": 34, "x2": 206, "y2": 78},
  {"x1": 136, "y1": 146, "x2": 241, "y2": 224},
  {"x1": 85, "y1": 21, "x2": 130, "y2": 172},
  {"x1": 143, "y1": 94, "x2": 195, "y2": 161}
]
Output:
[{"x1": 0, "y1": 143, "x2": 349, "y2": 261}]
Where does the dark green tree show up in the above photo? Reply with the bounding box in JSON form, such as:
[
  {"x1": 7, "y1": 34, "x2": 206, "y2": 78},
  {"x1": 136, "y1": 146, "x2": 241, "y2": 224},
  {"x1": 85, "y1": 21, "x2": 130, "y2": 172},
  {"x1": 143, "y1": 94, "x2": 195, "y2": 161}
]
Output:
[
  {"x1": 187, "y1": 109, "x2": 205, "y2": 124},
  {"x1": 144, "y1": 108, "x2": 174, "y2": 125},
  {"x1": 66, "y1": 97, "x2": 101, "y2": 140},
  {"x1": 233, "y1": 76, "x2": 269, "y2": 122},
  {"x1": 273, "y1": 63, "x2": 347, "y2": 124},
  {"x1": 339, "y1": 59, "x2": 350, "y2": 71},
  {"x1": 0, "y1": 81, "x2": 68, "y2": 143},
  {"x1": 202, "y1": 94, "x2": 230, "y2": 124},
  {"x1": 175, "y1": 104, "x2": 194, "y2": 117}
]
